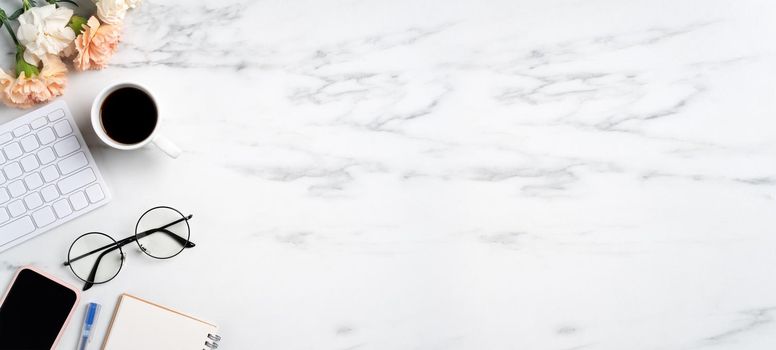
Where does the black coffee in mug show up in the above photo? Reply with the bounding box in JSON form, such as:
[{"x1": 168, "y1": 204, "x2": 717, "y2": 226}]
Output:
[{"x1": 100, "y1": 87, "x2": 158, "y2": 145}]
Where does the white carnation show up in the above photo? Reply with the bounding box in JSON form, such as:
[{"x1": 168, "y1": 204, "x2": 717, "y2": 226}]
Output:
[
  {"x1": 16, "y1": 5, "x2": 75, "y2": 64},
  {"x1": 96, "y1": 0, "x2": 129, "y2": 25}
]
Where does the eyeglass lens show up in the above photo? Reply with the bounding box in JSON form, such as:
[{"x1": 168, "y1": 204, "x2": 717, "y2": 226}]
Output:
[
  {"x1": 134, "y1": 206, "x2": 191, "y2": 259},
  {"x1": 67, "y1": 232, "x2": 123, "y2": 284}
]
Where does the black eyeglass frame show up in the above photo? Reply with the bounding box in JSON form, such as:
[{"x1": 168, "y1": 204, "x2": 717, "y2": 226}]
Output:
[{"x1": 63, "y1": 206, "x2": 195, "y2": 291}]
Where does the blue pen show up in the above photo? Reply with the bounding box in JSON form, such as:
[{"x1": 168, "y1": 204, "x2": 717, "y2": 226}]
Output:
[{"x1": 77, "y1": 302, "x2": 101, "y2": 350}]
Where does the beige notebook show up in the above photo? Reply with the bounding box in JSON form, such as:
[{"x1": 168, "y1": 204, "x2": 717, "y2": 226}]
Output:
[{"x1": 102, "y1": 294, "x2": 221, "y2": 350}]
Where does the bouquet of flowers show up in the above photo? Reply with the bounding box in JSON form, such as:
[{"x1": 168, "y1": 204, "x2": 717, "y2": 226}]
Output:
[{"x1": 0, "y1": 0, "x2": 140, "y2": 108}]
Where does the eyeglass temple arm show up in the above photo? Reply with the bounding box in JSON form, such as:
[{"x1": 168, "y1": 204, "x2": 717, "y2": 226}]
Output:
[
  {"x1": 136, "y1": 228, "x2": 195, "y2": 248},
  {"x1": 153, "y1": 215, "x2": 193, "y2": 234},
  {"x1": 64, "y1": 235, "x2": 135, "y2": 266},
  {"x1": 135, "y1": 214, "x2": 195, "y2": 247},
  {"x1": 82, "y1": 243, "x2": 126, "y2": 291}
]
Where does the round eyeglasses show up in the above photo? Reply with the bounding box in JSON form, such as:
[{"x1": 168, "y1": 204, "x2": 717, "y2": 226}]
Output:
[{"x1": 63, "y1": 206, "x2": 195, "y2": 291}]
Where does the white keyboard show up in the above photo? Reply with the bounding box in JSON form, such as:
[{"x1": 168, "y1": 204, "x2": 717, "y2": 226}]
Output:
[{"x1": 0, "y1": 100, "x2": 111, "y2": 252}]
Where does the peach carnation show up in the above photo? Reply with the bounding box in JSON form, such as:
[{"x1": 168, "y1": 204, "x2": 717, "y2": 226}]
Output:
[
  {"x1": 73, "y1": 16, "x2": 121, "y2": 71},
  {"x1": 0, "y1": 55, "x2": 67, "y2": 109}
]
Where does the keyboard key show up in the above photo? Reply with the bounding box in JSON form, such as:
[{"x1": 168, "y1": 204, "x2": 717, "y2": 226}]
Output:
[
  {"x1": 30, "y1": 117, "x2": 47, "y2": 129},
  {"x1": 24, "y1": 192, "x2": 43, "y2": 209},
  {"x1": 53, "y1": 120, "x2": 72, "y2": 137},
  {"x1": 0, "y1": 216, "x2": 35, "y2": 243},
  {"x1": 3, "y1": 162, "x2": 22, "y2": 179},
  {"x1": 0, "y1": 133, "x2": 11, "y2": 144},
  {"x1": 40, "y1": 165, "x2": 59, "y2": 182},
  {"x1": 24, "y1": 172, "x2": 43, "y2": 190},
  {"x1": 20, "y1": 135, "x2": 39, "y2": 152},
  {"x1": 7, "y1": 200, "x2": 25, "y2": 217},
  {"x1": 37, "y1": 147, "x2": 55, "y2": 164},
  {"x1": 20, "y1": 154, "x2": 39, "y2": 172},
  {"x1": 7, "y1": 180, "x2": 25, "y2": 197},
  {"x1": 12, "y1": 125, "x2": 30, "y2": 137},
  {"x1": 0, "y1": 172, "x2": 4, "y2": 185},
  {"x1": 52, "y1": 199, "x2": 72, "y2": 218},
  {"x1": 53, "y1": 136, "x2": 79, "y2": 157},
  {"x1": 31, "y1": 206, "x2": 55, "y2": 227},
  {"x1": 0, "y1": 152, "x2": 5, "y2": 164},
  {"x1": 40, "y1": 185, "x2": 58, "y2": 202},
  {"x1": 48, "y1": 109, "x2": 65, "y2": 121},
  {"x1": 84, "y1": 184, "x2": 104, "y2": 203},
  {"x1": 37, "y1": 127, "x2": 55, "y2": 144},
  {"x1": 57, "y1": 152, "x2": 87, "y2": 175},
  {"x1": 57, "y1": 168, "x2": 95, "y2": 194},
  {"x1": 0, "y1": 189, "x2": 8, "y2": 204},
  {"x1": 0, "y1": 209, "x2": 8, "y2": 225},
  {"x1": 3, "y1": 142, "x2": 22, "y2": 159},
  {"x1": 69, "y1": 191, "x2": 88, "y2": 210}
]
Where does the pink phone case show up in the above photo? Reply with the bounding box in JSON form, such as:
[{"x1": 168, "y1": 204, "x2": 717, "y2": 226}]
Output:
[{"x1": 0, "y1": 265, "x2": 81, "y2": 350}]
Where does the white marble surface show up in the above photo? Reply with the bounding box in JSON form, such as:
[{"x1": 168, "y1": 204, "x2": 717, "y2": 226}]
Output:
[{"x1": 1, "y1": 0, "x2": 776, "y2": 348}]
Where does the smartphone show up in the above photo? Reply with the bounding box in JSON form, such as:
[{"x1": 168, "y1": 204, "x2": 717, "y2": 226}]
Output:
[{"x1": 0, "y1": 266, "x2": 80, "y2": 350}]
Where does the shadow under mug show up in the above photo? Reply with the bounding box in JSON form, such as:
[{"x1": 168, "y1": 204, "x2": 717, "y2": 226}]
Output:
[{"x1": 90, "y1": 82, "x2": 181, "y2": 158}]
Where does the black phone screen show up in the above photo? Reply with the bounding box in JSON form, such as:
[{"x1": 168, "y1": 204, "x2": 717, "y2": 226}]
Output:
[{"x1": 0, "y1": 268, "x2": 78, "y2": 350}]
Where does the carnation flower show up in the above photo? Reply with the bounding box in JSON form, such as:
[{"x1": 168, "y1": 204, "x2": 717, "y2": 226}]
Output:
[
  {"x1": 95, "y1": 0, "x2": 129, "y2": 25},
  {"x1": 73, "y1": 16, "x2": 122, "y2": 71},
  {"x1": 16, "y1": 4, "x2": 76, "y2": 64},
  {"x1": 40, "y1": 54, "x2": 67, "y2": 96},
  {"x1": 0, "y1": 54, "x2": 67, "y2": 109}
]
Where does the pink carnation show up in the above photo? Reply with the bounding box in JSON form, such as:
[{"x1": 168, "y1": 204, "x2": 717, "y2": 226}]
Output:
[
  {"x1": 0, "y1": 55, "x2": 67, "y2": 109},
  {"x1": 73, "y1": 16, "x2": 121, "y2": 71}
]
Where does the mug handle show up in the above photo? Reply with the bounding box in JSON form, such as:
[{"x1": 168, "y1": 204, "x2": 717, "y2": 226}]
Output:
[{"x1": 152, "y1": 134, "x2": 182, "y2": 158}]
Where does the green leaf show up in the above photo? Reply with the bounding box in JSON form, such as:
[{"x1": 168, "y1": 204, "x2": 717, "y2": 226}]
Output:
[
  {"x1": 15, "y1": 49, "x2": 39, "y2": 78},
  {"x1": 8, "y1": 8, "x2": 23, "y2": 20},
  {"x1": 57, "y1": 0, "x2": 79, "y2": 6}
]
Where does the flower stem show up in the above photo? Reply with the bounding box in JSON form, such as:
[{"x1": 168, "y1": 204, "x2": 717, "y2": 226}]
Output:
[
  {"x1": 0, "y1": 7, "x2": 38, "y2": 77},
  {"x1": 0, "y1": 9, "x2": 19, "y2": 46}
]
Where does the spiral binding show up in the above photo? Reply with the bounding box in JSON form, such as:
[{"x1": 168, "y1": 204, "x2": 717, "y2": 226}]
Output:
[{"x1": 204, "y1": 333, "x2": 221, "y2": 349}]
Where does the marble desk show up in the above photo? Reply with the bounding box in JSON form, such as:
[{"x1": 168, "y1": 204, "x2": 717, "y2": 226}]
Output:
[{"x1": 0, "y1": 0, "x2": 775, "y2": 349}]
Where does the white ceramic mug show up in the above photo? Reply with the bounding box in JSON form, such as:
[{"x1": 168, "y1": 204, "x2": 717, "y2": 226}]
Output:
[{"x1": 91, "y1": 82, "x2": 181, "y2": 158}]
